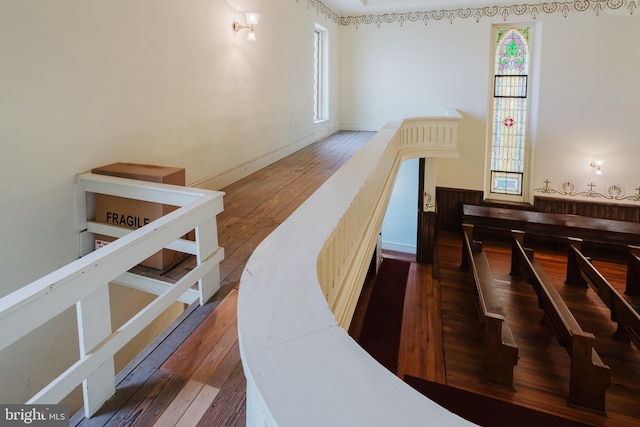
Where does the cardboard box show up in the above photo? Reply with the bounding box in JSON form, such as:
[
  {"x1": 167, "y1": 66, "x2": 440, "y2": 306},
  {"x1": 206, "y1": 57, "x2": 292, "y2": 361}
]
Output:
[{"x1": 92, "y1": 162, "x2": 188, "y2": 271}]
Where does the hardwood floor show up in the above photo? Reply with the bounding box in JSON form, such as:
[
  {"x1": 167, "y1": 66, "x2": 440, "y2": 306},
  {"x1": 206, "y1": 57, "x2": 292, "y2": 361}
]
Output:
[
  {"x1": 353, "y1": 238, "x2": 639, "y2": 426},
  {"x1": 71, "y1": 131, "x2": 374, "y2": 426},
  {"x1": 72, "y1": 131, "x2": 640, "y2": 426},
  {"x1": 436, "y1": 231, "x2": 640, "y2": 426},
  {"x1": 363, "y1": 250, "x2": 446, "y2": 384}
]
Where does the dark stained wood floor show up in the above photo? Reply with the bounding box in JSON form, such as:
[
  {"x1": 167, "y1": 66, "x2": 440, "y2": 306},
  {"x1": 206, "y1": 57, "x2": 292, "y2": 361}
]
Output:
[
  {"x1": 72, "y1": 131, "x2": 640, "y2": 426},
  {"x1": 436, "y1": 231, "x2": 640, "y2": 426}
]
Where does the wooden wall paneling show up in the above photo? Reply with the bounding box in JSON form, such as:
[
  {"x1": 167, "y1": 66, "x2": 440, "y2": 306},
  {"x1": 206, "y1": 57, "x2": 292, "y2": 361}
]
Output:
[
  {"x1": 417, "y1": 211, "x2": 437, "y2": 264},
  {"x1": 417, "y1": 159, "x2": 438, "y2": 264},
  {"x1": 534, "y1": 197, "x2": 640, "y2": 223},
  {"x1": 435, "y1": 187, "x2": 483, "y2": 232}
]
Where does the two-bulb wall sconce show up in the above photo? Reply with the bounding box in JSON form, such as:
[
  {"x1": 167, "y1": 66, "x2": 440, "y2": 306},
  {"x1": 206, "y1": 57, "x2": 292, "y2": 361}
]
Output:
[
  {"x1": 590, "y1": 160, "x2": 604, "y2": 175},
  {"x1": 233, "y1": 12, "x2": 260, "y2": 41}
]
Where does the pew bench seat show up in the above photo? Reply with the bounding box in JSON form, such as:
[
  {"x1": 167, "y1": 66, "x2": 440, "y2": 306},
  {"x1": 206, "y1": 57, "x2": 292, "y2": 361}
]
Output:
[
  {"x1": 511, "y1": 230, "x2": 611, "y2": 414},
  {"x1": 463, "y1": 224, "x2": 518, "y2": 388}
]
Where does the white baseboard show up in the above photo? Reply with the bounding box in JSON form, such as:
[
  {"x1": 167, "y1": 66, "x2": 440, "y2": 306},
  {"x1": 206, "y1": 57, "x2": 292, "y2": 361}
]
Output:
[
  {"x1": 381, "y1": 241, "x2": 417, "y2": 255},
  {"x1": 191, "y1": 124, "x2": 381, "y2": 191},
  {"x1": 190, "y1": 133, "x2": 318, "y2": 191},
  {"x1": 339, "y1": 122, "x2": 385, "y2": 132}
]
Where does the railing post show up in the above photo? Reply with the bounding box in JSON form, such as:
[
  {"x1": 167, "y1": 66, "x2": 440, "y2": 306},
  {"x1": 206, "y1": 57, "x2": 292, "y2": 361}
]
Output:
[
  {"x1": 76, "y1": 283, "x2": 115, "y2": 417},
  {"x1": 196, "y1": 216, "x2": 221, "y2": 304}
]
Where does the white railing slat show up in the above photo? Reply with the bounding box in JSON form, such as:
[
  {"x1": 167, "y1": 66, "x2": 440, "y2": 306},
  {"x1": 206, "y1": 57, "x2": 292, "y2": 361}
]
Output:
[
  {"x1": 76, "y1": 284, "x2": 115, "y2": 417},
  {"x1": 112, "y1": 272, "x2": 200, "y2": 305},
  {"x1": 86, "y1": 221, "x2": 198, "y2": 255},
  {"x1": 27, "y1": 245, "x2": 224, "y2": 406},
  {"x1": 1, "y1": 173, "x2": 225, "y2": 416},
  {"x1": 0, "y1": 196, "x2": 219, "y2": 352},
  {"x1": 77, "y1": 172, "x2": 213, "y2": 206},
  {"x1": 196, "y1": 216, "x2": 221, "y2": 304}
]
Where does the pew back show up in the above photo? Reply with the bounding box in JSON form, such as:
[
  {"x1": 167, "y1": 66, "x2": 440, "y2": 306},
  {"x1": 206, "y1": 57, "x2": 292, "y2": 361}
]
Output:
[
  {"x1": 462, "y1": 224, "x2": 518, "y2": 388},
  {"x1": 511, "y1": 230, "x2": 611, "y2": 413},
  {"x1": 464, "y1": 204, "x2": 640, "y2": 247},
  {"x1": 512, "y1": 231, "x2": 578, "y2": 347},
  {"x1": 567, "y1": 239, "x2": 640, "y2": 350},
  {"x1": 626, "y1": 246, "x2": 640, "y2": 296}
]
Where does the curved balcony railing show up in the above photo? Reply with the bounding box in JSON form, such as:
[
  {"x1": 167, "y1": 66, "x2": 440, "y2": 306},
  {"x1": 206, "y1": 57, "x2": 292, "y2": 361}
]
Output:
[{"x1": 238, "y1": 111, "x2": 474, "y2": 426}]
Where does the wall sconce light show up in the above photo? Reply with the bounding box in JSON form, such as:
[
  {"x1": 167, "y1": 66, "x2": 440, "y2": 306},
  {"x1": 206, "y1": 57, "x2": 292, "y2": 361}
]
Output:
[
  {"x1": 233, "y1": 13, "x2": 260, "y2": 41},
  {"x1": 590, "y1": 160, "x2": 604, "y2": 175}
]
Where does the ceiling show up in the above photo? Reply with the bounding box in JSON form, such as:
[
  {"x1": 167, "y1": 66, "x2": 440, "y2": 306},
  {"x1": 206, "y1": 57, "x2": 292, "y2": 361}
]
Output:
[{"x1": 322, "y1": 0, "x2": 520, "y2": 15}]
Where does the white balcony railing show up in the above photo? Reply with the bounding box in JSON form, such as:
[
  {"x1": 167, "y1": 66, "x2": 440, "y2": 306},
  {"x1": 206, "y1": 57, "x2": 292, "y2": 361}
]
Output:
[
  {"x1": 0, "y1": 173, "x2": 224, "y2": 418},
  {"x1": 238, "y1": 112, "x2": 474, "y2": 426}
]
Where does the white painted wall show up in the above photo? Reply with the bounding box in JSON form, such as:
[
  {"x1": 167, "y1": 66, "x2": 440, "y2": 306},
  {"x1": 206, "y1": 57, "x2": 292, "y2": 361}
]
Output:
[
  {"x1": 2, "y1": 0, "x2": 638, "y2": 414},
  {"x1": 382, "y1": 158, "x2": 418, "y2": 254},
  {"x1": 0, "y1": 0, "x2": 340, "y2": 410},
  {"x1": 339, "y1": 11, "x2": 640, "y2": 205}
]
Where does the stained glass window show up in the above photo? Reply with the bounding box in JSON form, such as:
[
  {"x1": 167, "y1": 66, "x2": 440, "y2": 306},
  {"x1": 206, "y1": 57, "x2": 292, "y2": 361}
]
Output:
[{"x1": 490, "y1": 27, "x2": 530, "y2": 196}]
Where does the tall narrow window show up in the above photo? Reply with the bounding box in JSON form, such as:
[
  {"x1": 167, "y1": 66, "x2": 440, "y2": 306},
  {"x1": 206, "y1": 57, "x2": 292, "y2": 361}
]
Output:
[
  {"x1": 314, "y1": 24, "x2": 328, "y2": 122},
  {"x1": 490, "y1": 27, "x2": 531, "y2": 196},
  {"x1": 314, "y1": 28, "x2": 322, "y2": 121}
]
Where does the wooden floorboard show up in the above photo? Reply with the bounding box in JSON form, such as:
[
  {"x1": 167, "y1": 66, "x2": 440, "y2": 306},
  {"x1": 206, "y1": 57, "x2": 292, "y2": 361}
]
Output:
[
  {"x1": 398, "y1": 261, "x2": 446, "y2": 383},
  {"x1": 152, "y1": 380, "x2": 211, "y2": 427},
  {"x1": 160, "y1": 291, "x2": 238, "y2": 379},
  {"x1": 195, "y1": 361, "x2": 247, "y2": 427},
  {"x1": 72, "y1": 131, "x2": 374, "y2": 426},
  {"x1": 73, "y1": 130, "x2": 639, "y2": 426},
  {"x1": 437, "y1": 231, "x2": 640, "y2": 426}
]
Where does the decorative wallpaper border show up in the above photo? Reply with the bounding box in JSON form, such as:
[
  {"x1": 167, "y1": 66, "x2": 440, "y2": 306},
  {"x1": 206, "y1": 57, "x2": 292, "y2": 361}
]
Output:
[
  {"x1": 304, "y1": 0, "x2": 639, "y2": 205},
  {"x1": 301, "y1": 0, "x2": 341, "y2": 24},
  {"x1": 535, "y1": 179, "x2": 640, "y2": 203},
  {"x1": 424, "y1": 192, "x2": 437, "y2": 211},
  {"x1": 303, "y1": 0, "x2": 637, "y2": 27}
]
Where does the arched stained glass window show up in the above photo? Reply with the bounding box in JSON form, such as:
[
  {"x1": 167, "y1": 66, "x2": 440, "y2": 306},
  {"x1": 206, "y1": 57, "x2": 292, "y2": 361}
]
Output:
[{"x1": 490, "y1": 27, "x2": 530, "y2": 196}]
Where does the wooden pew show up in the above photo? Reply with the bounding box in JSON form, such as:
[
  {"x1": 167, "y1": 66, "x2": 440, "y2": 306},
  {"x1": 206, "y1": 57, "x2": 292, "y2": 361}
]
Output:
[
  {"x1": 510, "y1": 230, "x2": 611, "y2": 414},
  {"x1": 566, "y1": 238, "x2": 640, "y2": 350},
  {"x1": 463, "y1": 204, "x2": 640, "y2": 248},
  {"x1": 461, "y1": 224, "x2": 518, "y2": 388},
  {"x1": 626, "y1": 245, "x2": 640, "y2": 296}
]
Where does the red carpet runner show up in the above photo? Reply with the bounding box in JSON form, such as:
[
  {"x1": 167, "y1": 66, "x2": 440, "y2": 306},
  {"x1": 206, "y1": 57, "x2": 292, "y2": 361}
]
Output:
[
  {"x1": 358, "y1": 258, "x2": 590, "y2": 426},
  {"x1": 357, "y1": 257, "x2": 410, "y2": 374}
]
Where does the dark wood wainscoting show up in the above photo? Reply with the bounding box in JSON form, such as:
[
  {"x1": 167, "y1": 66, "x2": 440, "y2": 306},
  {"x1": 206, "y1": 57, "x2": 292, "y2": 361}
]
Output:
[
  {"x1": 434, "y1": 189, "x2": 640, "y2": 235},
  {"x1": 534, "y1": 196, "x2": 640, "y2": 222},
  {"x1": 417, "y1": 211, "x2": 437, "y2": 263},
  {"x1": 435, "y1": 187, "x2": 483, "y2": 232}
]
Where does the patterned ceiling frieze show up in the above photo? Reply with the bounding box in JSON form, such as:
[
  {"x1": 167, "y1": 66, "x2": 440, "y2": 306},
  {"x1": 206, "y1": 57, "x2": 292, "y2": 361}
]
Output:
[
  {"x1": 300, "y1": 0, "x2": 341, "y2": 24},
  {"x1": 302, "y1": 0, "x2": 637, "y2": 28},
  {"x1": 535, "y1": 179, "x2": 640, "y2": 203}
]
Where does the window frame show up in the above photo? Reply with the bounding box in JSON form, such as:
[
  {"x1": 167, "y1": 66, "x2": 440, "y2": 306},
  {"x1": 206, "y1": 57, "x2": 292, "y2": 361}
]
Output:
[
  {"x1": 485, "y1": 24, "x2": 537, "y2": 203},
  {"x1": 314, "y1": 24, "x2": 329, "y2": 123}
]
